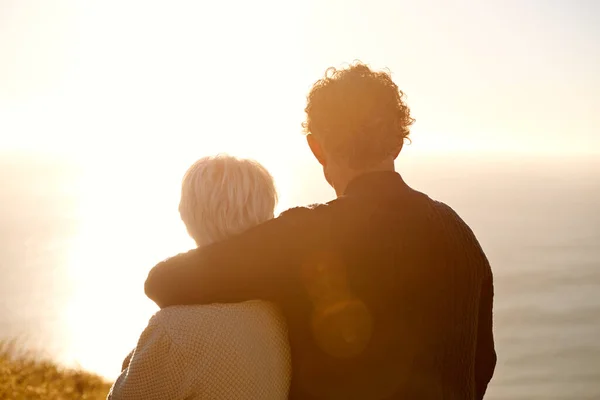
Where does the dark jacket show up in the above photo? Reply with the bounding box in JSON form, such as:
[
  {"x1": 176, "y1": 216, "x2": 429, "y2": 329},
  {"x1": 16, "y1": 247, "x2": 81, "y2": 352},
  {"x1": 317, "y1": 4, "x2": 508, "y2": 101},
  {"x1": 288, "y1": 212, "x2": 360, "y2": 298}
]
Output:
[{"x1": 145, "y1": 171, "x2": 496, "y2": 399}]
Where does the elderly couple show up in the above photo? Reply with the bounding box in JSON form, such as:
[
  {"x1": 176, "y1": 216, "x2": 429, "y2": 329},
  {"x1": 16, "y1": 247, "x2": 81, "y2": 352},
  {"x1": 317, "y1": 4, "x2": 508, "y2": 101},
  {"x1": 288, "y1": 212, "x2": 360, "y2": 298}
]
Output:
[{"x1": 108, "y1": 62, "x2": 496, "y2": 400}]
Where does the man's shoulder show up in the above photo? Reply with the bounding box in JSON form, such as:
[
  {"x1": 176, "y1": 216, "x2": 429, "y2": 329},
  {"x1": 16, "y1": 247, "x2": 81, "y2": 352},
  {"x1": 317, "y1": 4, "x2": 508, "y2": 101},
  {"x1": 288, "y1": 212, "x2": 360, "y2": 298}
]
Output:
[
  {"x1": 422, "y1": 195, "x2": 491, "y2": 271},
  {"x1": 407, "y1": 188, "x2": 466, "y2": 224},
  {"x1": 277, "y1": 201, "x2": 337, "y2": 224},
  {"x1": 428, "y1": 197, "x2": 472, "y2": 230},
  {"x1": 402, "y1": 189, "x2": 480, "y2": 241},
  {"x1": 279, "y1": 201, "x2": 332, "y2": 215}
]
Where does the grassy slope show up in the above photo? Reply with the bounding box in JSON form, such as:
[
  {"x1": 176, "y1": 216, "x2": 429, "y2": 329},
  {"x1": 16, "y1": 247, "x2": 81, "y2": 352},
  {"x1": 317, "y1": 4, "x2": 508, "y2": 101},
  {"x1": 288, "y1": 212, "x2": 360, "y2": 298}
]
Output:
[{"x1": 0, "y1": 341, "x2": 112, "y2": 400}]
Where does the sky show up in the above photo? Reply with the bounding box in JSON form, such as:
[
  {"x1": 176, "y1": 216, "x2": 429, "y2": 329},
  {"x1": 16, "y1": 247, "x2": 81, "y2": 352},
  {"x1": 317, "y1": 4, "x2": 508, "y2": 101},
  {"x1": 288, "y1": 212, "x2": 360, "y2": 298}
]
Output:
[{"x1": 0, "y1": 0, "x2": 599, "y2": 164}]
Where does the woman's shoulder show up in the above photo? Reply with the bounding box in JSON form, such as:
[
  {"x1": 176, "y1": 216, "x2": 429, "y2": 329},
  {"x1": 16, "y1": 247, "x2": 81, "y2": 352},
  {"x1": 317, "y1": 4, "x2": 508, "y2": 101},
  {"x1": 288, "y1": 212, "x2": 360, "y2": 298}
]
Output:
[
  {"x1": 151, "y1": 302, "x2": 285, "y2": 332},
  {"x1": 154, "y1": 301, "x2": 279, "y2": 317},
  {"x1": 143, "y1": 302, "x2": 286, "y2": 358}
]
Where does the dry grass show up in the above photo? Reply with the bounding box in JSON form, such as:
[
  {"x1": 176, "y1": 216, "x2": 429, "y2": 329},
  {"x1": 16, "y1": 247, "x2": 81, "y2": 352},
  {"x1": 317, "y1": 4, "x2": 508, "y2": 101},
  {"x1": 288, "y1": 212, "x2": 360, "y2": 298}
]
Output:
[{"x1": 0, "y1": 340, "x2": 112, "y2": 400}]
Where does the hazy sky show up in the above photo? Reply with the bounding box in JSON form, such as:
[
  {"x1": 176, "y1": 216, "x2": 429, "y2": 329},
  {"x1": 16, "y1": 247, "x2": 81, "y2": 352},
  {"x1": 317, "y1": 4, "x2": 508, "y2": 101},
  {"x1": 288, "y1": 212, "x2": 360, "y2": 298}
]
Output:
[{"x1": 1, "y1": 0, "x2": 599, "y2": 162}]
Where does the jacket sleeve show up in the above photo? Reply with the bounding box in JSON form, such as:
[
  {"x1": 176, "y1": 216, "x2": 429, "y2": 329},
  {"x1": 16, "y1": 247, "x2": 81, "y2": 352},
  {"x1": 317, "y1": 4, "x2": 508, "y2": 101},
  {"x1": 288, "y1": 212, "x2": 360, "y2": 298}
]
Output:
[
  {"x1": 145, "y1": 206, "x2": 318, "y2": 308},
  {"x1": 107, "y1": 316, "x2": 190, "y2": 400},
  {"x1": 474, "y1": 269, "x2": 497, "y2": 400}
]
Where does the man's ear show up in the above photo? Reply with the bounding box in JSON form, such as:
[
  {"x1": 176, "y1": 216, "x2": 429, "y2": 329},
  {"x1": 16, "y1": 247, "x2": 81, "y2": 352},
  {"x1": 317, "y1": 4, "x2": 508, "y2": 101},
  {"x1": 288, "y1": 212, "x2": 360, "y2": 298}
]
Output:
[{"x1": 307, "y1": 134, "x2": 327, "y2": 167}]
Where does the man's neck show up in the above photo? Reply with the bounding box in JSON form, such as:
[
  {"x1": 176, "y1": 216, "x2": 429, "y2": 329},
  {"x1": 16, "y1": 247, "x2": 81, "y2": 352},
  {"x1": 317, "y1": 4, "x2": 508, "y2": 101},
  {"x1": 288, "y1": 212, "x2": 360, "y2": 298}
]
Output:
[{"x1": 332, "y1": 161, "x2": 396, "y2": 197}]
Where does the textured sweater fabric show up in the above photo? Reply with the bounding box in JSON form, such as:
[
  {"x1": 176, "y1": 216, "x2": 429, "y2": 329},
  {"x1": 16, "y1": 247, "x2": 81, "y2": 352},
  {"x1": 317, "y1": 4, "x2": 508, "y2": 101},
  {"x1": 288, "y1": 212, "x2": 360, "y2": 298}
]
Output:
[
  {"x1": 145, "y1": 171, "x2": 497, "y2": 399},
  {"x1": 107, "y1": 302, "x2": 291, "y2": 400}
]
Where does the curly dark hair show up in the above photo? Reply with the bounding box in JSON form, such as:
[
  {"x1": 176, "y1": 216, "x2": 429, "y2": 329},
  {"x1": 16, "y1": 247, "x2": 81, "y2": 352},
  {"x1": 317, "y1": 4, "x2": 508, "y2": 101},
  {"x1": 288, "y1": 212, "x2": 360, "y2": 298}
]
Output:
[{"x1": 302, "y1": 62, "x2": 414, "y2": 169}]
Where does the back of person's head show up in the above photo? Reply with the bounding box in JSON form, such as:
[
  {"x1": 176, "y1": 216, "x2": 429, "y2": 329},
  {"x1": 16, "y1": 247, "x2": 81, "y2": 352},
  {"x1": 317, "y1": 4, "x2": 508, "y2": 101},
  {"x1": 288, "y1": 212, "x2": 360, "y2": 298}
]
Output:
[
  {"x1": 302, "y1": 62, "x2": 415, "y2": 170},
  {"x1": 179, "y1": 154, "x2": 278, "y2": 247}
]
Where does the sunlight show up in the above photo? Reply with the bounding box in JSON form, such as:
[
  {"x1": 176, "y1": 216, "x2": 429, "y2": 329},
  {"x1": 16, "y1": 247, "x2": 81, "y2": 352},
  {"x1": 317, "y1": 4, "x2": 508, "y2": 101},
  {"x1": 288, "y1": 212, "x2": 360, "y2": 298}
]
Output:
[
  {"x1": 58, "y1": 140, "x2": 307, "y2": 378},
  {"x1": 60, "y1": 160, "x2": 195, "y2": 378},
  {"x1": 2, "y1": 0, "x2": 598, "y2": 388}
]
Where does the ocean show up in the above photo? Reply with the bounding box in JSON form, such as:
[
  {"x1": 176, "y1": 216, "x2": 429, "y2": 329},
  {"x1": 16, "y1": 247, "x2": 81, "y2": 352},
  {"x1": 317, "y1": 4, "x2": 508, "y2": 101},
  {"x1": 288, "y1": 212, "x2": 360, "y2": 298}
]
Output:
[{"x1": 0, "y1": 152, "x2": 599, "y2": 399}]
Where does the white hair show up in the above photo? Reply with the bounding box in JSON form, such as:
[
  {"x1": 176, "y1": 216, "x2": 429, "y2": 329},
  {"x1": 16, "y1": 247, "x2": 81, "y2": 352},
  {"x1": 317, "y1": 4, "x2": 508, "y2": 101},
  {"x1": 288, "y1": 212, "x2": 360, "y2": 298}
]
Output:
[{"x1": 179, "y1": 154, "x2": 278, "y2": 247}]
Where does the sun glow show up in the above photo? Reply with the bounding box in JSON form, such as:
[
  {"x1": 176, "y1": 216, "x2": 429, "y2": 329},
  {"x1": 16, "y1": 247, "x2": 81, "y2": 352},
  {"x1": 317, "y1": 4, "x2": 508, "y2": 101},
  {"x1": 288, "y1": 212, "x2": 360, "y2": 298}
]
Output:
[
  {"x1": 56, "y1": 159, "x2": 190, "y2": 377},
  {"x1": 1, "y1": 0, "x2": 599, "y2": 382}
]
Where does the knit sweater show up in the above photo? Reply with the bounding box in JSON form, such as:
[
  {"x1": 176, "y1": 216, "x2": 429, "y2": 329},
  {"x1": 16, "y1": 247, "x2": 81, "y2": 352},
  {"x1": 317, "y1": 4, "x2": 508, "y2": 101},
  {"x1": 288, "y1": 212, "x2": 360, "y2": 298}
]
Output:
[
  {"x1": 145, "y1": 171, "x2": 497, "y2": 399},
  {"x1": 107, "y1": 302, "x2": 291, "y2": 400}
]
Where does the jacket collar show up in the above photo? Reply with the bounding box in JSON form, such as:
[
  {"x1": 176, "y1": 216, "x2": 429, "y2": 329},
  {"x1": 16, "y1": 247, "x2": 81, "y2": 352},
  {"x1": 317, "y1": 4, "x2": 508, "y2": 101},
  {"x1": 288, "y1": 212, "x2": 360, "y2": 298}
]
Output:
[{"x1": 343, "y1": 171, "x2": 408, "y2": 197}]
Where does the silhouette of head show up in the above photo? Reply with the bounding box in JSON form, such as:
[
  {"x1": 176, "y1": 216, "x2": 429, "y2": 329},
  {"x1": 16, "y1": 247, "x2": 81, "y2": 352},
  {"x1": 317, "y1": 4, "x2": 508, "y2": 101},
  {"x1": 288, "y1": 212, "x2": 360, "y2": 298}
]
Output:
[
  {"x1": 178, "y1": 154, "x2": 278, "y2": 247},
  {"x1": 302, "y1": 62, "x2": 414, "y2": 194}
]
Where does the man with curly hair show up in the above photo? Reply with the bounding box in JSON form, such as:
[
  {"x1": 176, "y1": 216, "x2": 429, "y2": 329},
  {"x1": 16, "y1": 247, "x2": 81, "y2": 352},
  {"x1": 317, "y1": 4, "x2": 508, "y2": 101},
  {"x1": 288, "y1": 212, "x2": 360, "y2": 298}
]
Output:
[{"x1": 144, "y1": 63, "x2": 497, "y2": 399}]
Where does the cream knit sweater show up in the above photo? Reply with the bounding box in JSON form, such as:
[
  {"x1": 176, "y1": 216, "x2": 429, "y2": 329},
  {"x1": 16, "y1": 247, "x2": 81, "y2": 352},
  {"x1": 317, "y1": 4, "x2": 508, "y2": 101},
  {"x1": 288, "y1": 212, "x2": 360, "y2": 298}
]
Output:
[{"x1": 107, "y1": 302, "x2": 291, "y2": 400}]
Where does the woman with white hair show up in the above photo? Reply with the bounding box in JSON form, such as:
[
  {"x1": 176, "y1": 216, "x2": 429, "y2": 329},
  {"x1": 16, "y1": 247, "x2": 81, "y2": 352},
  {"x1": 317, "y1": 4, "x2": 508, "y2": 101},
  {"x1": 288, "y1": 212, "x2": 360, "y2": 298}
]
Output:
[{"x1": 108, "y1": 155, "x2": 291, "y2": 400}]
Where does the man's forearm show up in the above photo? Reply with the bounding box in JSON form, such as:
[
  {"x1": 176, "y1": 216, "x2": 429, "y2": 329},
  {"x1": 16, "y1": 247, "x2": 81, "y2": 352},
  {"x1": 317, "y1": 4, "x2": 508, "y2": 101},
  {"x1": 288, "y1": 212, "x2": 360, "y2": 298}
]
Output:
[{"x1": 145, "y1": 206, "x2": 316, "y2": 307}]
